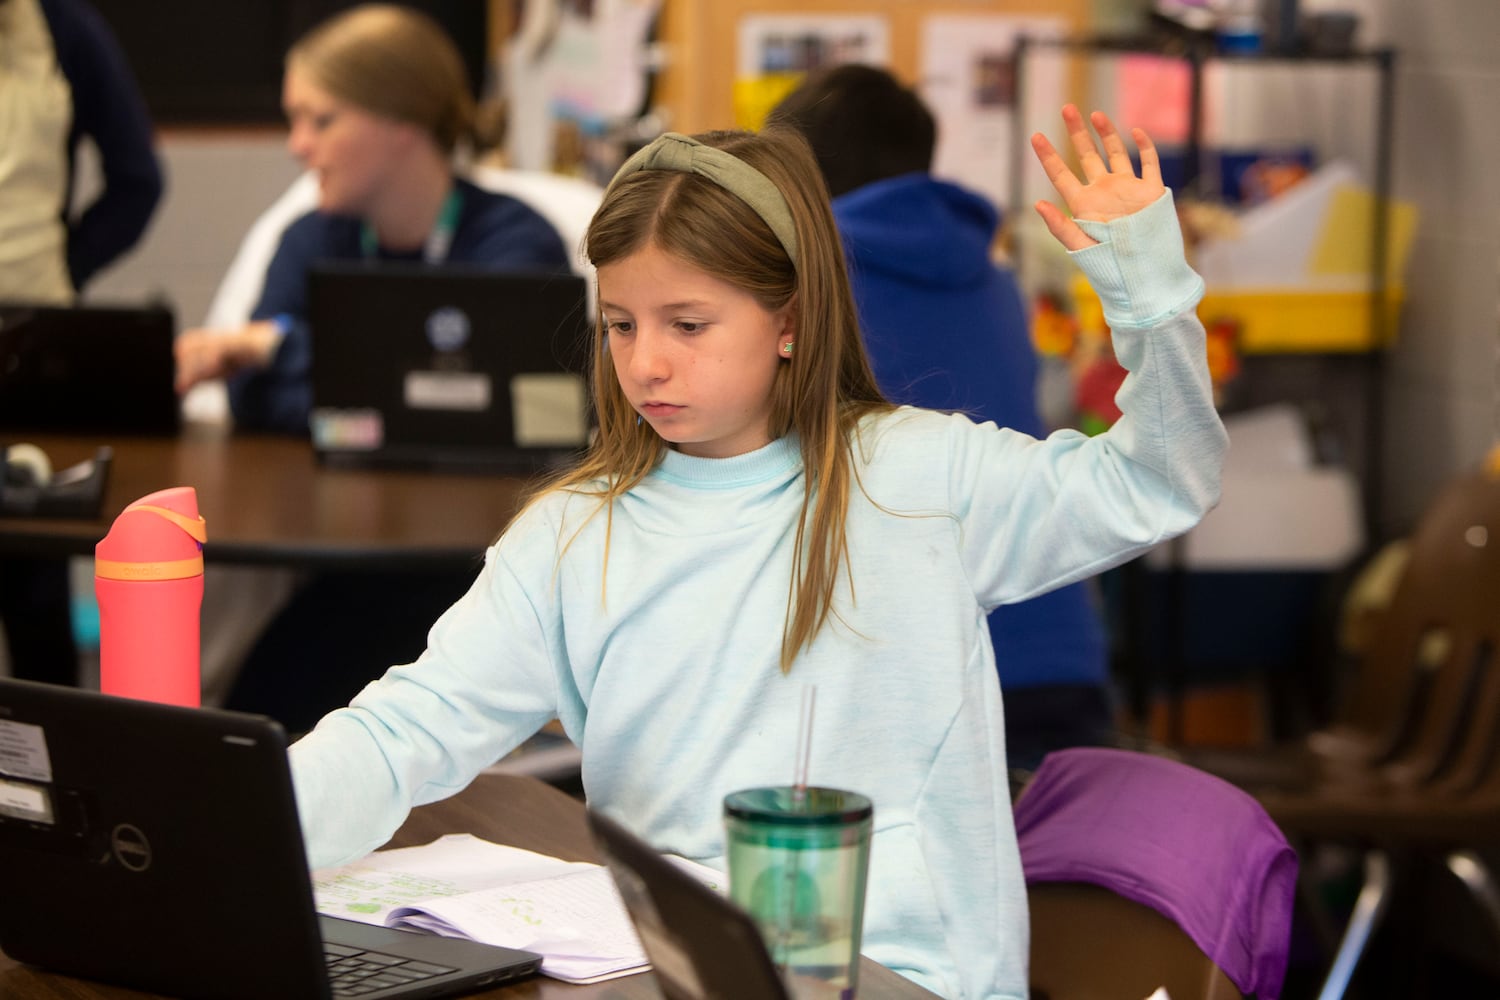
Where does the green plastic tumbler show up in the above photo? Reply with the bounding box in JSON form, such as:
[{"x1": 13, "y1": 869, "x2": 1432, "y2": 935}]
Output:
[{"x1": 723, "y1": 786, "x2": 874, "y2": 1000}]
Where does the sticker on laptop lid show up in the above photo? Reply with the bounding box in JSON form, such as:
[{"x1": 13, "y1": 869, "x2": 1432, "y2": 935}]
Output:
[
  {"x1": 404, "y1": 371, "x2": 492, "y2": 412},
  {"x1": 0, "y1": 775, "x2": 54, "y2": 824},
  {"x1": 0, "y1": 717, "x2": 52, "y2": 783},
  {"x1": 512, "y1": 373, "x2": 588, "y2": 447},
  {"x1": 310, "y1": 407, "x2": 385, "y2": 450}
]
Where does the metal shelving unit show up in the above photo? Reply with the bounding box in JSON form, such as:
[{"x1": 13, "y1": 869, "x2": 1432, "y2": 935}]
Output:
[
  {"x1": 1013, "y1": 30, "x2": 1396, "y2": 526},
  {"x1": 1009, "y1": 31, "x2": 1399, "y2": 741}
]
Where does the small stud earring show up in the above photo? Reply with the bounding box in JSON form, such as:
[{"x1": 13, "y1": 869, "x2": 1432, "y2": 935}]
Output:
[{"x1": 782, "y1": 342, "x2": 794, "y2": 355}]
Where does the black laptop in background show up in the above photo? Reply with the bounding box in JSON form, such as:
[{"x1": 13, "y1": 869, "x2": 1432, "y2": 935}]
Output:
[
  {"x1": 0, "y1": 678, "x2": 542, "y2": 1000},
  {"x1": 307, "y1": 263, "x2": 593, "y2": 474},
  {"x1": 0, "y1": 302, "x2": 180, "y2": 435}
]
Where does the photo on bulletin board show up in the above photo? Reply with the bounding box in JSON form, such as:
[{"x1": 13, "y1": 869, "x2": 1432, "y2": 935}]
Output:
[
  {"x1": 918, "y1": 14, "x2": 1068, "y2": 214},
  {"x1": 732, "y1": 14, "x2": 891, "y2": 129}
]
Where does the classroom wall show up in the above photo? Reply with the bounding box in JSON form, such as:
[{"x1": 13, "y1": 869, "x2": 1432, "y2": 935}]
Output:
[
  {"x1": 1343, "y1": 0, "x2": 1500, "y2": 534},
  {"x1": 77, "y1": 131, "x2": 301, "y2": 330}
]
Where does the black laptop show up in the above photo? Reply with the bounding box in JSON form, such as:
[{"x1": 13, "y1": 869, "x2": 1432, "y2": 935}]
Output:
[
  {"x1": 0, "y1": 678, "x2": 542, "y2": 1000},
  {"x1": 307, "y1": 263, "x2": 593, "y2": 473},
  {"x1": 0, "y1": 302, "x2": 180, "y2": 435},
  {"x1": 587, "y1": 809, "x2": 792, "y2": 1000}
]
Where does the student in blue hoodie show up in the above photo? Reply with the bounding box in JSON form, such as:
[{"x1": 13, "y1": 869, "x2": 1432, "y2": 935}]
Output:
[{"x1": 769, "y1": 65, "x2": 1114, "y2": 770}]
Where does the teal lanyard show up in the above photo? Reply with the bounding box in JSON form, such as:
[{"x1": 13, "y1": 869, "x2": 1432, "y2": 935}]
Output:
[{"x1": 359, "y1": 187, "x2": 463, "y2": 263}]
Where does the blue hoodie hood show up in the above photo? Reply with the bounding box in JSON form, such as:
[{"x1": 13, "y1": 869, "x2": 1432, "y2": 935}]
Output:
[{"x1": 833, "y1": 173, "x2": 1000, "y2": 290}]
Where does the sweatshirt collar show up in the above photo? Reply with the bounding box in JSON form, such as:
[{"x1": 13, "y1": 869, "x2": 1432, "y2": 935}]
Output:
[{"x1": 653, "y1": 434, "x2": 801, "y2": 489}]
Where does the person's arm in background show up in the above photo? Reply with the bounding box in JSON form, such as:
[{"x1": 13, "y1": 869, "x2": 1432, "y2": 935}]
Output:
[
  {"x1": 228, "y1": 214, "x2": 323, "y2": 434},
  {"x1": 175, "y1": 213, "x2": 322, "y2": 434},
  {"x1": 232, "y1": 228, "x2": 318, "y2": 434},
  {"x1": 41, "y1": 0, "x2": 164, "y2": 290}
]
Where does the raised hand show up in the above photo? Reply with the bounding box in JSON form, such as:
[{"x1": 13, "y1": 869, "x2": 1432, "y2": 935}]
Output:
[{"x1": 1031, "y1": 104, "x2": 1166, "y2": 251}]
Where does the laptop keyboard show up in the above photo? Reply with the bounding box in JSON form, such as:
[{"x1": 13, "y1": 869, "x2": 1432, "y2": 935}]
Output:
[{"x1": 324, "y1": 941, "x2": 458, "y2": 997}]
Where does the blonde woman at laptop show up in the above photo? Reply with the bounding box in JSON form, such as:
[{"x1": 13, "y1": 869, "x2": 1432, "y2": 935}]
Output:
[
  {"x1": 287, "y1": 107, "x2": 1228, "y2": 1000},
  {"x1": 173, "y1": 4, "x2": 570, "y2": 732},
  {"x1": 173, "y1": 3, "x2": 570, "y2": 435}
]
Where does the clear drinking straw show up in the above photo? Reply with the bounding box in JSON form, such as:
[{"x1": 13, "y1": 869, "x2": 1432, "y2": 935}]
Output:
[
  {"x1": 777, "y1": 683, "x2": 818, "y2": 972},
  {"x1": 791, "y1": 684, "x2": 817, "y2": 809}
]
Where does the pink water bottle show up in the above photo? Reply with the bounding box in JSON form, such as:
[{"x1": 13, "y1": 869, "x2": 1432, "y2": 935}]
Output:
[{"x1": 94, "y1": 486, "x2": 207, "y2": 706}]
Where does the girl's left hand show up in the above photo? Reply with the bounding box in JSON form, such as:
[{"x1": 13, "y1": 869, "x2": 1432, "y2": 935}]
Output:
[{"x1": 1031, "y1": 104, "x2": 1166, "y2": 252}]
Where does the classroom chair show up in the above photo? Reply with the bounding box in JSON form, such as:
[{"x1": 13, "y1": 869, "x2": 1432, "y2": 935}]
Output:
[
  {"x1": 1015, "y1": 747, "x2": 1298, "y2": 1000},
  {"x1": 1250, "y1": 464, "x2": 1500, "y2": 1000},
  {"x1": 1181, "y1": 464, "x2": 1500, "y2": 804}
]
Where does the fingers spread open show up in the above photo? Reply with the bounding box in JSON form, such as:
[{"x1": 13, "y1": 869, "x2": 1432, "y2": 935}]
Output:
[
  {"x1": 1033, "y1": 199, "x2": 1093, "y2": 253},
  {"x1": 1030, "y1": 131, "x2": 1083, "y2": 200},
  {"x1": 1089, "y1": 111, "x2": 1136, "y2": 177},
  {"x1": 1132, "y1": 127, "x2": 1162, "y2": 185},
  {"x1": 1063, "y1": 104, "x2": 1109, "y2": 182}
]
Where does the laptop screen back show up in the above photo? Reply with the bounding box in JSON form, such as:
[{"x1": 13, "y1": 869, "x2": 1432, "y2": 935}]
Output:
[
  {"x1": 0, "y1": 303, "x2": 179, "y2": 435},
  {"x1": 587, "y1": 809, "x2": 791, "y2": 1000},
  {"x1": 307, "y1": 263, "x2": 592, "y2": 473},
  {"x1": 0, "y1": 679, "x2": 541, "y2": 1000},
  {"x1": 0, "y1": 680, "x2": 330, "y2": 997}
]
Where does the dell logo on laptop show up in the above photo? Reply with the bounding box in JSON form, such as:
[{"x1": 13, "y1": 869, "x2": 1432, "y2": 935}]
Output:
[{"x1": 111, "y1": 823, "x2": 153, "y2": 872}]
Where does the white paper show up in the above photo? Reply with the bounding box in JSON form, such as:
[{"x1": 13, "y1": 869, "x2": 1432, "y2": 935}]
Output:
[
  {"x1": 1193, "y1": 159, "x2": 1362, "y2": 288},
  {"x1": 548, "y1": 0, "x2": 662, "y2": 123},
  {"x1": 919, "y1": 15, "x2": 1068, "y2": 212},
  {"x1": 0, "y1": 718, "x2": 51, "y2": 782}
]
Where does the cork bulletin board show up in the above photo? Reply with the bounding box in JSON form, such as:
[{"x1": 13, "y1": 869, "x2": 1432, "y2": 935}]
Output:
[
  {"x1": 653, "y1": 0, "x2": 1089, "y2": 135},
  {"x1": 651, "y1": 0, "x2": 1086, "y2": 208}
]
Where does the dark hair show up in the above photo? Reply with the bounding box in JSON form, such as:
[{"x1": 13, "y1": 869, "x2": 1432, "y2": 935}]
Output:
[{"x1": 766, "y1": 64, "x2": 936, "y2": 198}]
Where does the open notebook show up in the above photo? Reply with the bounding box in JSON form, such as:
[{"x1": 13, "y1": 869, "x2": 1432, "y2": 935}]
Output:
[{"x1": 0, "y1": 678, "x2": 541, "y2": 1000}]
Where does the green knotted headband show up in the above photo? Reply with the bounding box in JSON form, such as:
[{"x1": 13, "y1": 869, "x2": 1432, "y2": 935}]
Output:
[{"x1": 604, "y1": 132, "x2": 799, "y2": 269}]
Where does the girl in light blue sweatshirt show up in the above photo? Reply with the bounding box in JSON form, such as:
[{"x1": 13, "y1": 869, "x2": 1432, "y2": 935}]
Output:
[{"x1": 290, "y1": 105, "x2": 1227, "y2": 999}]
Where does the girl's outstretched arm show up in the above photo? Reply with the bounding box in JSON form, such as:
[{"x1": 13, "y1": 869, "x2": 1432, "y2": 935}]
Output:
[{"x1": 1031, "y1": 104, "x2": 1166, "y2": 251}]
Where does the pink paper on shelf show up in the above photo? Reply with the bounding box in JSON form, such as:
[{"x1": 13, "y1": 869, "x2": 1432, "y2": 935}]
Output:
[{"x1": 1117, "y1": 54, "x2": 1193, "y2": 145}]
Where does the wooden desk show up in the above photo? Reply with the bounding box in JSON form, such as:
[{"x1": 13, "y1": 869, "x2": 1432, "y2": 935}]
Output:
[
  {"x1": 0, "y1": 773, "x2": 939, "y2": 999},
  {"x1": 0, "y1": 424, "x2": 534, "y2": 570}
]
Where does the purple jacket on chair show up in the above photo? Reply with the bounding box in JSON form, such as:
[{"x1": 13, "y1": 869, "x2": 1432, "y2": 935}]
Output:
[{"x1": 1014, "y1": 747, "x2": 1298, "y2": 999}]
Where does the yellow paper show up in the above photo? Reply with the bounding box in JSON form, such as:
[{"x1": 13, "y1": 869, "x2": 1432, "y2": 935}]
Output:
[
  {"x1": 1308, "y1": 185, "x2": 1418, "y2": 283},
  {"x1": 732, "y1": 73, "x2": 804, "y2": 130}
]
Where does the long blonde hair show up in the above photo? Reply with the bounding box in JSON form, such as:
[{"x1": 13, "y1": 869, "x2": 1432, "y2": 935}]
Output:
[
  {"x1": 287, "y1": 4, "x2": 473, "y2": 154},
  {"x1": 530, "y1": 127, "x2": 892, "y2": 671}
]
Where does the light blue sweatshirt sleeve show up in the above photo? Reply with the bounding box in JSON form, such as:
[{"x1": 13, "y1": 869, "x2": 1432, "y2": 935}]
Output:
[
  {"x1": 288, "y1": 505, "x2": 577, "y2": 869},
  {"x1": 941, "y1": 189, "x2": 1227, "y2": 607}
]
